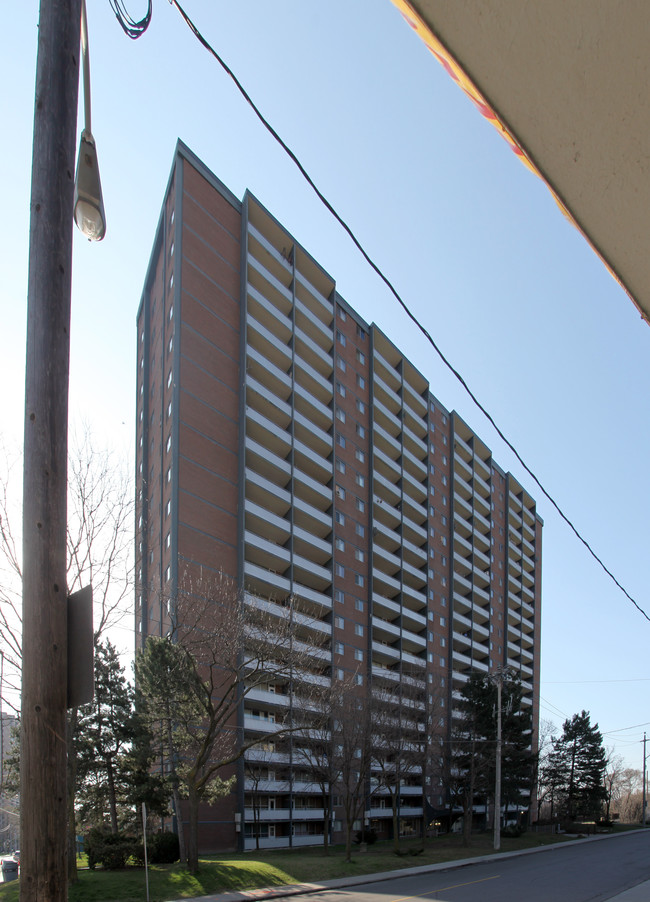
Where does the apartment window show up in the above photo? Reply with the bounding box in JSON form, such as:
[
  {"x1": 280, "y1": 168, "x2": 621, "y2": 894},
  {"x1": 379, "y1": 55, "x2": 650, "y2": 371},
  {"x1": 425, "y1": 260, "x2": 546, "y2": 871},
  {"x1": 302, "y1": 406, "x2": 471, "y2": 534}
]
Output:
[
  {"x1": 166, "y1": 467, "x2": 172, "y2": 484},
  {"x1": 354, "y1": 649, "x2": 364, "y2": 662},
  {"x1": 354, "y1": 623, "x2": 364, "y2": 637},
  {"x1": 356, "y1": 424, "x2": 365, "y2": 438},
  {"x1": 442, "y1": 415, "x2": 447, "y2": 425},
  {"x1": 430, "y1": 485, "x2": 435, "y2": 496},
  {"x1": 440, "y1": 616, "x2": 446, "y2": 626},
  {"x1": 337, "y1": 357, "x2": 346, "y2": 372},
  {"x1": 164, "y1": 566, "x2": 171, "y2": 583},
  {"x1": 336, "y1": 407, "x2": 346, "y2": 423},
  {"x1": 441, "y1": 515, "x2": 447, "y2": 526},
  {"x1": 441, "y1": 536, "x2": 447, "y2": 546},
  {"x1": 168, "y1": 304, "x2": 174, "y2": 321},
  {"x1": 354, "y1": 574, "x2": 364, "y2": 587},
  {"x1": 169, "y1": 241, "x2": 174, "y2": 257},
  {"x1": 167, "y1": 370, "x2": 173, "y2": 388},
  {"x1": 336, "y1": 563, "x2": 345, "y2": 578},
  {"x1": 441, "y1": 577, "x2": 447, "y2": 586},
  {"x1": 440, "y1": 656, "x2": 445, "y2": 667},
  {"x1": 440, "y1": 637, "x2": 446, "y2": 647},
  {"x1": 356, "y1": 498, "x2": 365, "y2": 512},
  {"x1": 429, "y1": 463, "x2": 435, "y2": 474},
  {"x1": 336, "y1": 668, "x2": 345, "y2": 680},
  {"x1": 337, "y1": 381, "x2": 346, "y2": 397},
  {"x1": 168, "y1": 336, "x2": 173, "y2": 354},
  {"x1": 169, "y1": 273, "x2": 174, "y2": 290},
  {"x1": 335, "y1": 616, "x2": 345, "y2": 629},
  {"x1": 167, "y1": 401, "x2": 172, "y2": 419},
  {"x1": 357, "y1": 374, "x2": 365, "y2": 389},
  {"x1": 442, "y1": 495, "x2": 447, "y2": 507},
  {"x1": 355, "y1": 523, "x2": 365, "y2": 537},
  {"x1": 335, "y1": 484, "x2": 346, "y2": 500},
  {"x1": 336, "y1": 433, "x2": 346, "y2": 448},
  {"x1": 355, "y1": 448, "x2": 365, "y2": 463},
  {"x1": 355, "y1": 598, "x2": 364, "y2": 612},
  {"x1": 335, "y1": 511, "x2": 345, "y2": 526},
  {"x1": 336, "y1": 330, "x2": 346, "y2": 346},
  {"x1": 335, "y1": 589, "x2": 344, "y2": 603},
  {"x1": 336, "y1": 459, "x2": 346, "y2": 474},
  {"x1": 356, "y1": 325, "x2": 366, "y2": 340},
  {"x1": 335, "y1": 641, "x2": 344, "y2": 655},
  {"x1": 354, "y1": 549, "x2": 365, "y2": 562},
  {"x1": 356, "y1": 399, "x2": 365, "y2": 414},
  {"x1": 165, "y1": 500, "x2": 171, "y2": 518},
  {"x1": 355, "y1": 673, "x2": 364, "y2": 686},
  {"x1": 442, "y1": 475, "x2": 447, "y2": 486},
  {"x1": 442, "y1": 455, "x2": 447, "y2": 465},
  {"x1": 338, "y1": 305, "x2": 347, "y2": 321},
  {"x1": 356, "y1": 473, "x2": 365, "y2": 487},
  {"x1": 356, "y1": 350, "x2": 366, "y2": 365},
  {"x1": 165, "y1": 532, "x2": 171, "y2": 550}
]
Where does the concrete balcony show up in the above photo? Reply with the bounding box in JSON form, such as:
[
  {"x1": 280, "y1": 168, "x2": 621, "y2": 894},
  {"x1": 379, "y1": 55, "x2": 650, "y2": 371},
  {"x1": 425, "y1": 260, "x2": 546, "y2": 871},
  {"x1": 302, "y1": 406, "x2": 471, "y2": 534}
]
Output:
[
  {"x1": 244, "y1": 560, "x2": 291, "y2": 597},
  {"x1": 245, "y1": 499, "x2": 290, "y2": 546},
  {"x1": 246, "y1": 280, "x2": 292, "y2": 334},
  {"x1": 294, "y1": 297, "x2": 333, "y2": 351},
  {"x1": 294, "y1": 382, "x2": 333, "y2": 433},
  {"x1": 293, "y1": 496, "x2": 332, "y2": 536},
  {"x1": 246, "y1": 407, "x2": 291, "y2": 458},
  {"x1": 245, "y1": 437, "x2": 291, "y2": 484},
  {"x1": 294, "y1": 325, "x2": 333, "y2": 376}
]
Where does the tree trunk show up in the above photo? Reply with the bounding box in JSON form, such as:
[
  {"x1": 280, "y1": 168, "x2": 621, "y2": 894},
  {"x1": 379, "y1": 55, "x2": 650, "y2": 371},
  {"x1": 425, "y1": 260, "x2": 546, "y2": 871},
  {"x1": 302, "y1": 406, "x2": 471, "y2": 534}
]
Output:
[
  {"x1": 107, "y1": 755, "x2": 118, "y2": 833},
  {"x1": 392, "y1": 793, "x2": 400, "y2": 852},
  {"x1": 187, "y1": 785, "x2": 200, "y2": 874},
  {"x1": 171, "y1": 781, "x2": 186, "y2": 864},
  {"x1": 344, "y1": 810, "x2": 353, "y2": 862},
  {"x1": 322, "y1": 792, "x2": 330, "y2": 855},
  {"x1": 167, "y1": 718, "x2": 186, "y2": 863}
]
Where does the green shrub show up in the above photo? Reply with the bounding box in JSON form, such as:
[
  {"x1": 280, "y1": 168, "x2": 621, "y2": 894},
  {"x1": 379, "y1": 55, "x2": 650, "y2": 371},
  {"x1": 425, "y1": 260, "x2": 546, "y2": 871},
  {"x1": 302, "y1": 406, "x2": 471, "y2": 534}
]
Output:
[
  {"x1": 354, "y1": 829, "x2": 377, "y2": 845},
  {"x1": 84, "y1": 827, "x2": 140, "y2": 869},
  {"x1": 149, "y1": 831, "x2": 180, "y2": 864},
  {"x1": 501, "y1": 824, "x2": 524, "y2": 838}
]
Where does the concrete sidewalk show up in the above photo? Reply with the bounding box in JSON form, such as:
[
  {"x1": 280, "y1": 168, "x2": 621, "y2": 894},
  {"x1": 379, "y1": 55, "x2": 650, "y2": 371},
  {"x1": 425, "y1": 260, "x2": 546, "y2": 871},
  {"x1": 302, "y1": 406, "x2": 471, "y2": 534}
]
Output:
[{"x1": 170, "y1": 829, "x2": 650, "y2": 902}]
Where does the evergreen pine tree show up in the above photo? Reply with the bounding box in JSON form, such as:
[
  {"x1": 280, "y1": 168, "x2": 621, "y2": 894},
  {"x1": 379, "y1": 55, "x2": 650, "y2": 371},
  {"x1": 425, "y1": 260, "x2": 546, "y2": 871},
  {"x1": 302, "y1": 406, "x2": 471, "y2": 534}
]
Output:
[{"x1": 548, "y1": 710, "x2": 607, "y2": 821}]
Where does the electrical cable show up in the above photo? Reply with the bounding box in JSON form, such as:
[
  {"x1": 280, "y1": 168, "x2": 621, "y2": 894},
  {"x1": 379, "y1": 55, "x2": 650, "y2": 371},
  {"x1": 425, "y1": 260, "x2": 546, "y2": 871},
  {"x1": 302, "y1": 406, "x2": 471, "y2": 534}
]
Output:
[
  {"x1": 168, "y1": 1, "x2": 649, "y2": 624},
  {"x1": 108, "y1": 0, "x2": 151, "y2": 38}
]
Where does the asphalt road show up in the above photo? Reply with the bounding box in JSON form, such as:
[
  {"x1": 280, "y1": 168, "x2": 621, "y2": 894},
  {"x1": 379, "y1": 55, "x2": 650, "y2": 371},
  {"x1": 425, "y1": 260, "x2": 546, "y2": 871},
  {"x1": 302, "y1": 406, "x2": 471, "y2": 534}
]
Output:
[{"x1": 289, "y1": 832, "x2": 650, "y2": 902}]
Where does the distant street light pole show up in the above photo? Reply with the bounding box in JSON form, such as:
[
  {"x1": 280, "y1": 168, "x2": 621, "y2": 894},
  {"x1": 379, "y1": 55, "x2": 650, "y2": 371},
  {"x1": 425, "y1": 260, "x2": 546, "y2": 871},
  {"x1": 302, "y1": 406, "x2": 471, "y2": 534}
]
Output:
[
  {"x1": 491, "y1": 665, "x2": 511, "y2": 852},
  {"x1": 641, "y1": 733, "x2": 648, "y2": 827},
  {"x1": 21, "y1": 2, "x2": 81, "y2": 900}
]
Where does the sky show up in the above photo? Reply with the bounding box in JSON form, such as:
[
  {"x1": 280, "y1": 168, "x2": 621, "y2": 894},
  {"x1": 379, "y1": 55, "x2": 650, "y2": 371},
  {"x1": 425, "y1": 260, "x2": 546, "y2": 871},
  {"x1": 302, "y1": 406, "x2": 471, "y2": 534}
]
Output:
[{"x1": 2, "y1": 1, "x2": 649, "y2": 772}]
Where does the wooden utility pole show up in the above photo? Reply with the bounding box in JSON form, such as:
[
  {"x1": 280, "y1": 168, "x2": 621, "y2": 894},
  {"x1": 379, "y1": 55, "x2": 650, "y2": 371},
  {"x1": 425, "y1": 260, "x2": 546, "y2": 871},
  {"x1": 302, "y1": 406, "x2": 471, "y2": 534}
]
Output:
[{"x1": 21, "y1": 1, "x2": 81, "y2": 900}]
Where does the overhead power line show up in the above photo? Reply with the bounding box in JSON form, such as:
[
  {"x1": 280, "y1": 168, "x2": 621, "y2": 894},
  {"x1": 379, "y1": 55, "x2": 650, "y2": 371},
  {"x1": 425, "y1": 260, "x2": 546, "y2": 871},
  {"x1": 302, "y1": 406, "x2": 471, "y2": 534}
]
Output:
[
  {"x1": 108, "y1": 0, "x2": 151, "y2": 39},
  {"x1": 163, "y1": 1, "x2": 648, "y2": 624}
]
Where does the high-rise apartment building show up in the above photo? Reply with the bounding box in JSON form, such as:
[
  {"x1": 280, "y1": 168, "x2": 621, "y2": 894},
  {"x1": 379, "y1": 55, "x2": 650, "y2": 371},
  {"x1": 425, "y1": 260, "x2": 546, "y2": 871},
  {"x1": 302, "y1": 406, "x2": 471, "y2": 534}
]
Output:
[{"x1": 136, "y1": 142, "x2": 542, "y2": 851}]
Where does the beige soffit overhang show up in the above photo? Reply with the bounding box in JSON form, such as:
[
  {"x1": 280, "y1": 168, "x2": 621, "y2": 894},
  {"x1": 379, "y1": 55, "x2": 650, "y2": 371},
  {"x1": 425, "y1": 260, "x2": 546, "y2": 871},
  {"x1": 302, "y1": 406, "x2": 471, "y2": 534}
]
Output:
[{"x1": 392, "y1": 0, "x2": 650, "y2": 325}]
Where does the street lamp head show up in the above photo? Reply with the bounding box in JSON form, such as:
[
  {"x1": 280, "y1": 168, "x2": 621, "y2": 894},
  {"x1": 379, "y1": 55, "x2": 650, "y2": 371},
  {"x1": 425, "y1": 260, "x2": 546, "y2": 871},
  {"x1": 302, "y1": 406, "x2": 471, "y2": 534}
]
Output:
[{"x1": 73, "y1": 130, "x2": 106, "y2": 241}]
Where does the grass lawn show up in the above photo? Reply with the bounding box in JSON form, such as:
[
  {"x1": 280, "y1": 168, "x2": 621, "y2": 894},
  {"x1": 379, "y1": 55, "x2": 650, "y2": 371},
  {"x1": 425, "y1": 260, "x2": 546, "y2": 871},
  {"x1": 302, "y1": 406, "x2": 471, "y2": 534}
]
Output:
[{"x1": 0, "y1": 829, "x2": 618, "y2": 902}]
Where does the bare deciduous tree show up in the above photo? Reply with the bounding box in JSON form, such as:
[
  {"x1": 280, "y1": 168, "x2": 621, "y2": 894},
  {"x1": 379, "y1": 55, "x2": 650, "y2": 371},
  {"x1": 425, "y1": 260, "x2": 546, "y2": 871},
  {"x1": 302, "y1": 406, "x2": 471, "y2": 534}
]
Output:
[
  {"x1": 0, "y1": 431, "x2": 134, "y2": 882},
  {"x1": 137, "y1": 577, "x2": 327, "y2": 874}
]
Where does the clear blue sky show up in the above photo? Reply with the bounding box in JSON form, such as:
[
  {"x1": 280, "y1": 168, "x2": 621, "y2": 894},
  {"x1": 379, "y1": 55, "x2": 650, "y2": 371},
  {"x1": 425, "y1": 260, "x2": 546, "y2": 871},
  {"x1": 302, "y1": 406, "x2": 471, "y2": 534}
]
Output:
[{"x1": 3, "y1": 1, "x2": 649, "y2": 770}]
